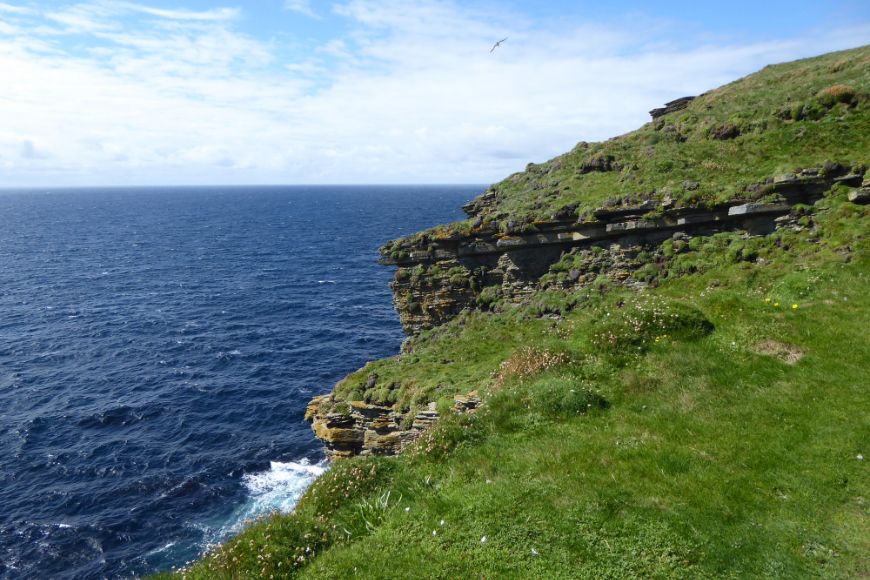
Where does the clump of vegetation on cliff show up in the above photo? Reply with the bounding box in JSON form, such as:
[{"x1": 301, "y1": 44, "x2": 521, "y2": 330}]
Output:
[{"x1": 159, "y1": 47, "x2": 870, "y2": 579}]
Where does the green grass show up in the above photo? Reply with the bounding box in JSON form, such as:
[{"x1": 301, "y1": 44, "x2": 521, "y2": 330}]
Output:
[
  {"x1": 382, "y1": 44, "x2": 869, "y2": 253},
  {"x1": 162, "y1": 187, "x2": 870, "y2": 578}
]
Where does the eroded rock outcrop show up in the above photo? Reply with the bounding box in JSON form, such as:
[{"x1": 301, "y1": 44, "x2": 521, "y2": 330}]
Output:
[
  {"x1": 381, "y1": 168, "x2": 864, "y2": 335},
  {"x1": 649, "y1": 96, "x2": 696, "y2": 119},
  {"x1": 306, "y1": 165, "x2": 867, "y2": 459},
  {"x1": 304, "y1": 392, "x2": 480, "y2": 459},
  {"x1": 848, "y1": 177, "x2": 870, "y2": 204}
]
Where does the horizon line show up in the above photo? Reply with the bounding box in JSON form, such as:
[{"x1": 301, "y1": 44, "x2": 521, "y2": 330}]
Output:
[{"x1": 0, "y1": 183, "x2": 490, "y2": 192}]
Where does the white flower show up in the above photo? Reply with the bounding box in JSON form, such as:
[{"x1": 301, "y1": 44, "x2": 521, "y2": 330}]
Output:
[
  {"x1": 404, "y1": 506, "x2": 410, "y2": 512},
  {"x1": 480, "y1": 536, "x2": 487, "y2": 544},
  {"x1": 439, "y1": 519, "x2": 445, "y2": 526},
  {"x1": 485, "y1": 479, "x2": 492, "y2": 484},
  {"x1": 858, "y1": 454, "x2": 864, "y2": 461},
  {"x1": 531, "y1": 547, "x2": 539, "y2": 556},
  {"x1": 432, "y1": 530, "x2": 437, "y2": 536}
]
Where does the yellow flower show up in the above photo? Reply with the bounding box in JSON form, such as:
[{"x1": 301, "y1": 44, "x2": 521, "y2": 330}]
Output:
[
  {"x1": 792, "y1": 303, "x2": 798, "y2": 310},
  {"x1": 773, "y1": 302, "x2": 780, "y2": 307},
  {"x1": 764, "y1": 297, "x2": 771, "y2": 303}
]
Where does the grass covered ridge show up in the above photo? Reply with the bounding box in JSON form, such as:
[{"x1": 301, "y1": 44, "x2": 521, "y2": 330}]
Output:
[
  {"x1": 382, "y1": 44, "x2": 869, "y2": 251},
  {"x1": 163, "y1": 182, "x2": 870, "y2": 577}
]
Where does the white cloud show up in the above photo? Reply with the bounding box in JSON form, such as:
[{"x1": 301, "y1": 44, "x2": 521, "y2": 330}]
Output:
[
  {"x1": 0, "y1": 2, "x2": 31, "y2": 14},
  {"x1": 284, "y1": 0, "x2": 318, "y2": 18},
  {"x1": 0, "y1": 0, "x2": 868, "y2": 186},
  {"x1": 44, "y1": 4, "x2": 117, "y2": 34},
  {"x1": 118, "y1": 2, "x2": 239, "y2": 21}
]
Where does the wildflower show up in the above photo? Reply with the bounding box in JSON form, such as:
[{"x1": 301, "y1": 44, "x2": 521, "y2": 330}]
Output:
[
  {"x1": 439, "y1": 519, "x2": 445, "y2": 526},
  {"x1": 764, "y1": 297, "x2": 771, "y2": 303},
  {"x1": 858, "y1": 454, "x2": 864, "y2": 461},
  {"x1": 432, "y1": 530, "x2": 437, "y2": 536},
  {"x1": 531, "y1": 547, "x2": 539, "y2": 556},
  {"x1": 404, "y1": 506, "x2": 410, "y2": 512},
  {"x1": 791, "y1": 304, "x2": 798, "y2": 310},
  {"x1": 480, "y1": 536, "x2": 487, "y2": 544},
  {"x1": 774, "y1": 302, "x2": 780, "y2": 308}
]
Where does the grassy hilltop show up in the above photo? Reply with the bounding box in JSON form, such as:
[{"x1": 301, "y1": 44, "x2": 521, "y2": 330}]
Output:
[
  {"x1": 383, "y1": 44, "x2": 869, "y2": 252},
  {"x1": 164, "y1": 46, "x2": 869, "y2": 578}
]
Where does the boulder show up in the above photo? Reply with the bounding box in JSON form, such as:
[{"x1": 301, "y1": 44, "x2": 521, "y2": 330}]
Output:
[
  {"x1": 728, "y1": 202, "x2": 790, "y2": 216},
  {"x1": 454, "y1": 391, "x2": 481, "y2": 412},
  {"x1": 579, "y1": 155, "x2": 618, "y2": 174},
  {"x1": 649, "y1": 96, "x2": 695, "y2": 119},
  {"x1": 847, "y1": 189, "x2": 870, "y2": 204},
  {"x1": 710, "y1": 123, "x2": 740, "y2": 140},
  {"x1": 834, "y1": 174, "x2": 864, "y2": 187}
]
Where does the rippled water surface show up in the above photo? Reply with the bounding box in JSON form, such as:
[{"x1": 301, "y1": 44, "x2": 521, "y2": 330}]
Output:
[{"x1": 0, "y1": 185, "x2": 476, "y2": 578}]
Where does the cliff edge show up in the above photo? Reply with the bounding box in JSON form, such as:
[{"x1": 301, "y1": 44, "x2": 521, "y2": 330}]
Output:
[
  {"x1": 176, "y1": 45, "x2": 870, "y2": 580},
  {"x1": 306, "y1": 45, "x2": 870, "y2": 458}
]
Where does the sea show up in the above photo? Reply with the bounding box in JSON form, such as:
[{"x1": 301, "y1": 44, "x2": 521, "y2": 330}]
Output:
[{"x1": 0, "y1": 185, "x2": 478, "y2": 579}]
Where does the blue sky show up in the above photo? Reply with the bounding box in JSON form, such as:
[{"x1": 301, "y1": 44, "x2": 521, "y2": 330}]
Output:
[{"x1": 1, "y1": 1, "x2": 868, "y2": 186}]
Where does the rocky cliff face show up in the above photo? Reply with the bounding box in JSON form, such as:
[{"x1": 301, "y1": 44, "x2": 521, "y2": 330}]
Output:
[
  {"x1": 305, "y1": 166, "x2": 868, "y2": 459},
  {"x1": 305, "y1": 392, "x2": 479, "y2": 459},
  {"x1": 381, "y1": 168, "x2": 866, "y2": 336}
]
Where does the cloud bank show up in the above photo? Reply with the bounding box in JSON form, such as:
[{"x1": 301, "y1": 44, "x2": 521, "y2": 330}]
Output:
[{"x1": 0, "y1": 0, "x2": 868, "y2": 186}]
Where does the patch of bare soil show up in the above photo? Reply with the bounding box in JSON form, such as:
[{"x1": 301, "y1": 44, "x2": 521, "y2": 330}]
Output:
[{"x1": 755, "y1": 340, "x2": 806, "y2": 364}]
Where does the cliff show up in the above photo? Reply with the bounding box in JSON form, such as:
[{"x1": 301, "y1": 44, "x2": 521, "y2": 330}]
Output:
[
  {"x1": 306, "y1": 45, "x2": 870, "y2": 457},
  {"x1": 306, "y1": 169, "x2": 868, "y2": 457},
  {"x1": 178, "y1": 45, "x2": 870, "y2": 580},
  {"x1": 381, "y1": 169, "x2": 864, "y2": 335}
]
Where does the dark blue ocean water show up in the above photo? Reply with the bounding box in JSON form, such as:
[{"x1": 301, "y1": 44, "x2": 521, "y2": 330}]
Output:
[{"x1": 0, "y1": 185, "x2": 477, "y2": 579}]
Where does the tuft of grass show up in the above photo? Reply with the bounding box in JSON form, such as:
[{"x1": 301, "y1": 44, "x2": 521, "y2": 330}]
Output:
[{"x1": 816, "y1": 83, "x2": 857, "y2": 107}]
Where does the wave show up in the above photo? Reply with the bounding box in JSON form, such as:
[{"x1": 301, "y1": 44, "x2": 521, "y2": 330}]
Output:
[{"x1": 213, "y1": 459, "x2": 327, "y2": 541}]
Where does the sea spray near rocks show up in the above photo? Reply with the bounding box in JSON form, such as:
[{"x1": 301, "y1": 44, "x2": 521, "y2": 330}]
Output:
[{"x1": 216, "y1": 460, "x2": 328, "y2": 539}]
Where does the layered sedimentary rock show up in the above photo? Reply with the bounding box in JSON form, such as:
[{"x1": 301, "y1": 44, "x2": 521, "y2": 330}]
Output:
[
  {"x1": 306, "y1": 165, "x2": 867, "y2": 458},
  {"x1": 848, "y1": 177, "x2": 870, "y2": 204},
  {"x1": 381, "y1": 168, "x2": 863, "y2": 336},
  {"x1": 305, "y1": 392, "x2": 480, "y2": 459},
  {"x1": 649, "y1": 96, "x2": 696, "y2": 119}
]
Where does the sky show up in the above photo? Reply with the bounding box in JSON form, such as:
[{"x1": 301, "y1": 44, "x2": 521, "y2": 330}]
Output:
[{"x1": 0, "y1": 1, "x2": 868, "y2": 187}]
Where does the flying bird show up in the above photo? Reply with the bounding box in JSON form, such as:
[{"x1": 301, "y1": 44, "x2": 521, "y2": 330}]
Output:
[{"x1": 490, "y1": 37, "x2": 507, "y2": 53}]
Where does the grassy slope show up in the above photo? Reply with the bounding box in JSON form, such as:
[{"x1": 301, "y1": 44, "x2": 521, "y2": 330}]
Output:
[
  {"x1": 169, "y1": 187, "x2": 869, "y2": 579},
  {"x1": 492, "y1": 45, "x2": 870, "y2": 218},
  {"x1": 163, "y1": 47, "x2": 870, "y2": 578},
  {"x1": 384, "y1": 45, "x2": 868, "y2": 250}
]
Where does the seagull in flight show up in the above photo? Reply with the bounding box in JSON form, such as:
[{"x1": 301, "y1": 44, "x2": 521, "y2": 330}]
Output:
[{"x1": 490, "y1": 37, "x2": 507, "y2": 53}]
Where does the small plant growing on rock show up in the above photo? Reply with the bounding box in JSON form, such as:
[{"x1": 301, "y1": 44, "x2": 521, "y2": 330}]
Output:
[{"x1": 477, "y1": 286, "x2": 501, "y2": 308}]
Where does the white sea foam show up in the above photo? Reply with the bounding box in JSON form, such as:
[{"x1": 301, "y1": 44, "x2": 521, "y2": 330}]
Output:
[
  {"x1": 215, "y1": 459, "x2": 327, "y2": 540},
  {"x1": 147, "y1": 541, "x2": 176, "y2": 556}
]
